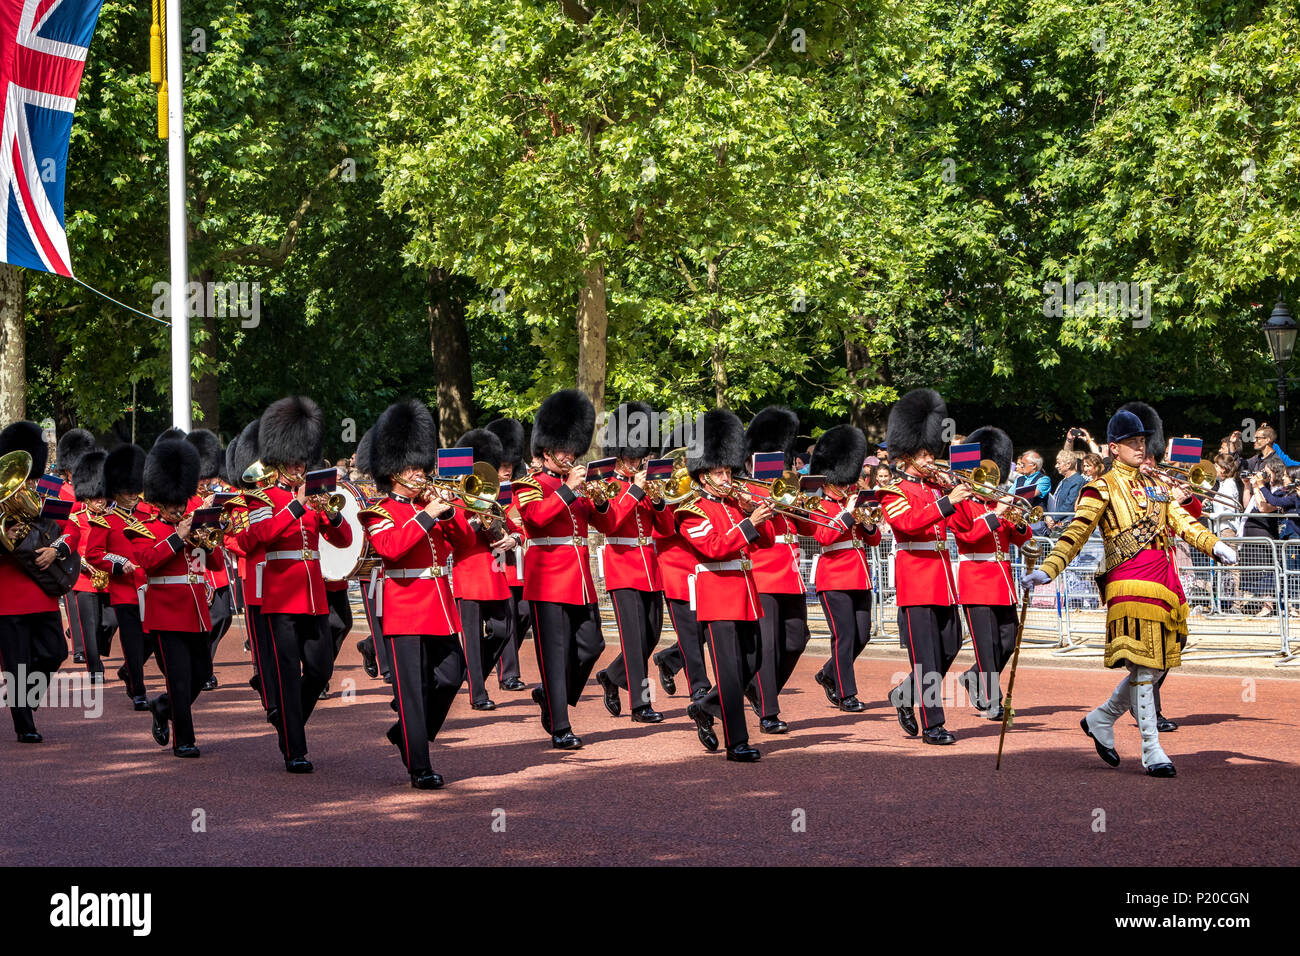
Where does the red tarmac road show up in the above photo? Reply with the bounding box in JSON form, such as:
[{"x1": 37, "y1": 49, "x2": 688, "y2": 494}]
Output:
[{"x1": 3, "y1": 635, "x2": 1297, "y2": 866}]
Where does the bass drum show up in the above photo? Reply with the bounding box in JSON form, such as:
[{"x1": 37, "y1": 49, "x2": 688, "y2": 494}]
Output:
[{"x1": 320, "y1": 479, "x2": 370, "y2": 582}]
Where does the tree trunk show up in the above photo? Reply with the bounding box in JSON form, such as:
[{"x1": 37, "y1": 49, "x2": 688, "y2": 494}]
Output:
[
  {"x1": 194, "y1": 266, "x2": 221, "y2": 431},
  {"x1": 428, "y1": 268, "x2": 475, "y2": 445},
  {"x1": 706, "y1": 258, "x2": 727, "y2": 409},
  {"x1": 575, "y1": 256, "x2": 608, "y2": 421},
  {"x1": 845, "y1": 315, "x2": 889, "y2": 440},
  {"x1": 0, "y1": 264, "x2": 25, "y2": 422},
  {"x1": 39, "y1": 316, "x2": 74, "y2": 431}
]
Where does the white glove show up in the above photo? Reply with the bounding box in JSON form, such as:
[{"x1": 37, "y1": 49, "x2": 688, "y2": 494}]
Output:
[
  {"x1": 1212, "y1": 542, "x2": 1238, "y2": 566},
  {"x1": 1022, "y1": 569, "x2": 1051, "y2": 589}
]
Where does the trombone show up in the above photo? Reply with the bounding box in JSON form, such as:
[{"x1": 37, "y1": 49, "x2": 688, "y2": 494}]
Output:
[
  {"x1": 955, "y1": 460, "x2": 1043, "y2": 523},
  {"x1": 736, "y1": 472, "x2": 844, "y2": 531},
  {"x1": 1144, "y1": 460, "x2": 1240, "y2": 509},
  {"x1": 412, "y1": 462, "x2": 502, "y2": 516}
]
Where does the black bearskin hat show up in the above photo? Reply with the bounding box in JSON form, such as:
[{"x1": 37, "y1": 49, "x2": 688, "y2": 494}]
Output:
[
  {"x1": 811, "y1": 425, "x2": 868, "y2": 486},
  {"x1": 532, "y1": 389, "x2": 595, "y2": 458},
  {"x1": 55, "y1": 428, "x2": 96, "y2": 474},
  {"x1": 227, "y1": 420, "x2": 261, "y2": 490},
  {"x1": 104, "y1": 444, "x2": 146, "y2": 498},
  {"x1": 259, "y1": 396, "x2": 323, "y2": 468},
  {"x1": 154, "y1": 426, "x2": 187, "y2": 447},
  {"x1": 1117, "y1": 401, "x2": 1165, "y2": 462},
  {"x1": 72, "y1": 449, "x2": 108, "y2": 500},
  {"x1": 186, "y1": 429, "x2": 224, "y2": 480},
  {"x1": 354, "y1": 427, "x2": 374, "y2": 478},
  {"x1": 458, "y1": 428, "x2": 504, "y2": 469},
  {"x1": 745, "y1": 406, "x2": 800, "y2": 469},
  {"x1": 601, "y1": 401, "x2": 655, "y2": 459},
  {"x1": 0, "y1": 421, "x2": 49, "y2": 474},
  {"x1": 369, "y1": 400, "x2": 437, "y2": 493},
  {"x1": 486, "y1": 418, "x2": 525, "y2": 474},
  {"x1": 686, "y1": 409, "x2": 746, "y2": 476},
  {"x1": 144, "y1": 438, "x2": 200, "y2": 506},
  {"x1": 886, "y1": 388, "x2": 948, "y2": 458},
  {"x1": 965, "y1": 426, "x2": 1014, "y2": 483}
]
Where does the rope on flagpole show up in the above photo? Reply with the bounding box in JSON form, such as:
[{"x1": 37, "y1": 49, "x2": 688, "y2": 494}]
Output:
[{"x1": 68, "y1": 275, "x2": 171, "y2": 326}]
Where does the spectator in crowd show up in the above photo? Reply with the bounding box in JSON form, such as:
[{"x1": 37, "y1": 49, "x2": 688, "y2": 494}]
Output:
[
  {"x1": 1062, "y1": 426, "x2": 1101, "y2": 456},
  {"x1": 1012, "y1": 450, "x2": 1051, "y2": 504},
  {"x1": 1243, "y1": 425, "x2": 1279, "y2": 475},
  {"x1": 1208, "y1": 454, "x2": 1243, "y2": 535},
  {"x1": 794, "y1": 447, "x2": 812, "y2": 475},
  {"x1": 871, "y1": 464, "x2": 893, "y2": 488},
  {"x1": 1219, "y1": 433, "x2": 1245, "y2": 469},
  {"x1": 1053, "y1": 450, "x2": 1086, "y2": 515},
  {"x1": 1240, "y1": 458, "x2": 1288, "y2": 616},
  {"x1": 1080, "y1": 452, "x2": 1106, "y2": 483},
  {"x1": 875, "y1": 444, "x2": 889, "y2": 465}
]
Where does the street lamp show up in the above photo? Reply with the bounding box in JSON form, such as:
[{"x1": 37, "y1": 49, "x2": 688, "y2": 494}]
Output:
[{"x1": 1263, "y1": 295, "x2": 1297, "y2": 451}]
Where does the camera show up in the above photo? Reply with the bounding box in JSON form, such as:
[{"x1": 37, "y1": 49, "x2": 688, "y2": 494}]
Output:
[{"x1": 1069, "y1": 428, "x2": 1084, "y2": 438}]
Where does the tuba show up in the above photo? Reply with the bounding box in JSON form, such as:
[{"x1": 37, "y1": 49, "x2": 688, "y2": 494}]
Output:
[{"x1": 0, "y1": 451, "x2": 43, "y2": 552}]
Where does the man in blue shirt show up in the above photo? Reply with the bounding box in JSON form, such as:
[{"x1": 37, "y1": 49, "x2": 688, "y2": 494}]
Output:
[
  {"x1": 1012, "y1": 450, "x2": 1052, "y2": 504},
  {"x1": 1053, "y1": 450, "x2": 1086, "y2": 515}
]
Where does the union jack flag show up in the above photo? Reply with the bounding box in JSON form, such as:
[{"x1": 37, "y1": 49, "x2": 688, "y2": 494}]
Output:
[{"x1": 0, "y1": 0, "x2": 104, "y2": 276}]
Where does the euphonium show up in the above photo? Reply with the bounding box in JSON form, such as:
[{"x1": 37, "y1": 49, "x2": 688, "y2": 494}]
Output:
[
  {"x1": 240, "y1": 460, "x2": 279, "y2": 488},
  {"x1": 0, "y1": 451, "x2": 42, "y2": 551},
  {"x1": 646, "y1": 448, "x2": 695, "y2": 505}
]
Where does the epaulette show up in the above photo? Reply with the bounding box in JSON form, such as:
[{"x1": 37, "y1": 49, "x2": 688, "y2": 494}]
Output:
[
  {"x1": 515, "y1": 478, "x2": 543, "y2": 504},
  {"x1": 244, "y1": 489, "x2": 273, "y2": 508},
  {"x1": 222, "y1": 493, "x2": 246, "y2": 510},
  {"x1": 514, "y1": 477, "x2": 542, "y2": 494},
  {"x1": 122, "y1": 517, "x2": 156, "y2": 540},
  {"x1": 675, "y1": 502, "x2": 707, "y2": 521},
  {"x1": 88, "y1": 513, "x2": 110, "y2": 530},
  {"x1": 359, "y1": 503, "x2": 392, "y2": 522}
]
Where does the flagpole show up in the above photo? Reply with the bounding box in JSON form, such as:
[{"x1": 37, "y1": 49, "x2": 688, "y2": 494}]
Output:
[{"x1": 166, "y1": 0, "x2": 190, "y2": 430}]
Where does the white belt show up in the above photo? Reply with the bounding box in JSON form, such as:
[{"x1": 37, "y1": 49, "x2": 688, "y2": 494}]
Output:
[
  {"x1": 894, "y1": 540, "x2": 947, "y2": 552},
  {"x1": 695, "y1": 559, "x2": 752, "y2": 573},
  {"x1": 778, "y1": 534, "x2": 797, "y2": 545},
  {"x1": 147, "y1": 574, "x2": 206, "y2": 585},
  {"x1": 605, "y1": 536, "x2": 655, "y2": 548},
  {"x1": 822, "y1": 539, "x2": 866, "y2": 554},
  {"x1": 385, "y1": 566, "x2": 446, "y2": 580},
  {"x1": 958, "y1": 551, "x2": 1008, "y2": 563},
  {"x1": 531, "y1": 536, "x2": 587, "y2": 547},
  {"x1": 266, "y1": 549, "x2": 320, "y2": 561}
]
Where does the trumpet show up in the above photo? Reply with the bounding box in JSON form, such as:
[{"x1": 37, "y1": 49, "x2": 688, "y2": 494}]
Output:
[
  {"x1": 187, "y1": 510, "x2": 234, "y2": 550},
  {"x1": 0, "y1": 450, "x2": 42, "y2": 551},
  {"x1": 583, "y1": 477, "x2": 622, "y2": 505},
  {"x1": 852, "y1": 500, "x2": 882, "y2": 526},
  {"x1": 307, "y1": 492, "x2": 345, "y2": 516},
  {"x1": 411, "y1": 462, "x2": 501, "y2": 515}
]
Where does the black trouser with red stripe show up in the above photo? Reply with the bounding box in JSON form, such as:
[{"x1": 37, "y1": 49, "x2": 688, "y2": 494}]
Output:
[
  {"x1": 531, "y1": 600, "x2": 604, "y2": 735},
  {"x1": 113, "y1": 603, "x2": 154, "y2": 699},
  {"x1": 960, "y1": 604, "x2": 1018, "y2": 708},
  {"x1": 153, "y1": 629, "x2": 210, "y2": 748},
  {"x1": 655, "y1": 597, "x2": 711, "y2": 698},
  {"x1": 496, "y1": 585, "x2": 530, "y2": 684},
  {"x1": 326, "y1": 587, "x2": 352, "y2": 660},
  {"x1": 604, "y1": 588, "x2": 663, "y2": 709},
  {"x1": 358, "y1": 584, "x2": 392, "y2": 680},
  {"x1": 206, "y1": 585, "x2": 234, "y2": 680},
  {"x1": 244, "y1": 603, "x2": 280, "y2": 712},
  {"x1": 748, "y1": 592, "x2": 808, "y2": 718},
  {"x1": 387, "y1": 633, "x2": 466, "y2": 775},
  {"x1": 458, "y1": 598, "x2": 510, "y2": 705},
  {"x1": 699, "y1": 619, "x2": 759, "y2": 749},
  {"x1": 893, "y1": 604, "x2": 963, "y2": 731},
  {"x1": 0, "y1": 611, "x2": 66, "y2": 736},
  {"x1": 264, "y1": 612, "x2": 334, "y2": 760},
  {"x1": 818, "y1": 589, "x2": 873, "y2": 699},
  {"x1": 66, "y1": 591, "x2": 110, "y2": 675}
]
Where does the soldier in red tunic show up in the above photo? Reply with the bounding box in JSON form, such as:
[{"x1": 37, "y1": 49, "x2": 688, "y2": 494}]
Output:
[
  {"x1": 808, "y1": 425, "x2": 882, "y2": 713},
  {"x1": 86, "y1": 443, "x2": 154, "y2": 711},
  {"x1": 514, "y1": 389, "x2": 618, "y2": 749},
  {"x1": 352, "y1": 427, "x2": 394, "y2": 686},
  {"x1": 446, "y1": 426, "x2": 517, "y2": 711},
  {"x1": 678, "y1": 410, "x2": 776, "y2": 763},
  {"x1": 739, "y1": 406, "x2": 812, "y2": 733},
  {"x1": 950, "y1": 427, "x2": 1035, "y2": 721},
  {"x1": 185, "y1": 428, "x2": 233, "y2": 691},
  {"x1": 358, "y1": 400, "x2": 467, "y2": 789},
  {"x1": 485, "y1": 417, "x2": 530, "y2": 693},
  {"x1": 242, "y1": 397, "x2": 353, "y2": 773},
  {"x1": 132, "y1": 439, "x2": 225, "y2": 758},
  {"x1": 0, "y1": 421, "x2": 78, "y2": 744},
  {"x1": 595, "y1": 401, "x2": 675, "y2": 724},
  {"x1": 877, "y1": 389, "x2": 971, "y2": 746}
]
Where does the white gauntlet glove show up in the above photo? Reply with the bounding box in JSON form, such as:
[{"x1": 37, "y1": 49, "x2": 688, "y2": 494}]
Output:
[
  {"x1": 1212, "y1": 542, "x2": 1238, "y2": 566},
  {"x1": 1022, "y1": 569, "x2": 1051, "y2": 589}
]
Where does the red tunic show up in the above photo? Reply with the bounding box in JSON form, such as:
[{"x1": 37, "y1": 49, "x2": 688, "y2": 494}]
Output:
[
  {"x1": 515, "y1": 471, "x2": 616, "y2": 605},
  {"x1": 600, "y1": 478, "x2": 674, "y2": 592},
  {"x1": 0, "y1": 511, "x2": 78, "y2": 615},
  {"x1": 810, "y1": 492, "x2": 880, "y2": 592},
  {"x1": 877, "y1": 474, "x2": 959, "y2": 607},
  {"x1": 129, "y1": 518, "x2": 223, "y2": 632},
  {"x1": 951, "y1": 499, "x2": 1034, "y2": 606},
  {"x1": 447, "y1": 509, "x2": 512, "y2": 602},
  {"x1": 86, "y1": 505, "x2": 149, "y2": 607},
  {"x1": 744, "y1": 484, "x2": 809, "y2": 596},
  {"x1": 242, "y1": 484, "x2": 353, "y2": 615},
  {"x1": 224, "y1": 495, "x2": 263, "y2": 608},
  {"x1": 360, "y1": 496, "x2": 463, "y2": 636},
  {"x1": 654, "y1": 515, "x2": 697, "y2": 603},
  {"x1": 70, "y1": 506, "x2": 98, "y2": 594},
  {"x1": 676, "y1": 495, "x2": 763, "y2": 623}
]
